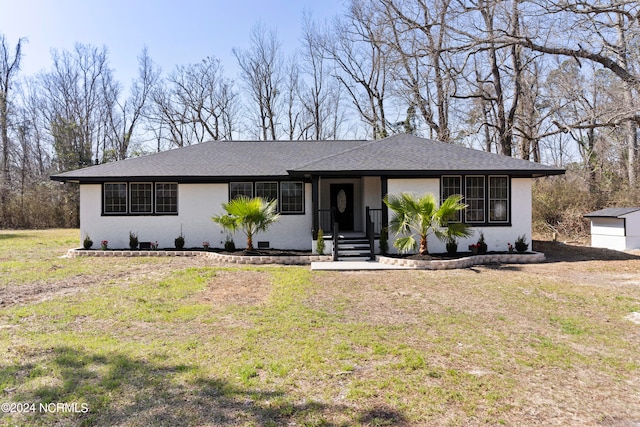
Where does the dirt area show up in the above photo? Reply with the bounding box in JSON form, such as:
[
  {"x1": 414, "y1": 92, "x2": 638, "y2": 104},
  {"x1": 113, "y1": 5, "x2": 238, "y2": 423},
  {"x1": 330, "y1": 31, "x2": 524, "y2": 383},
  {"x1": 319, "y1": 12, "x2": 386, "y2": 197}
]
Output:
[{"x1": 0, "y1": 257, "x2": 211, "y2": 308}]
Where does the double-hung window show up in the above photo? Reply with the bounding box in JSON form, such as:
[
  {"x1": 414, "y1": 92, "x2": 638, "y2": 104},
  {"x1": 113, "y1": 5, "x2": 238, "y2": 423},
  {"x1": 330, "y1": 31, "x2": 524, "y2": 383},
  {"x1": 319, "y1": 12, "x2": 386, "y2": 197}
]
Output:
[
  {"x1": 104, "y1": 183, "x2": 127, "y2": 214},
  {"x1": 255, "y1": 182, "x2": 278, "y2": 203},
  {"x1": 155, "y1": 183, "x2": 178, "y2": 214},
  {"x1": 465, "y1": 176, "x2": 486, "y2": 223},
  {"x1": 489, "y1": 176, "x2": 509, "y2": 222},
  {"x1": 441, "y1": 176, "x2": 462, "y2": 222},
  {"x1": 280, "y1": 182, "x2": 304, "y2": 213},
  {"x1": 130, "y1": 183, "x2": 153, "y2": 213},
  {"x1": 229, "y1": 182, "x2": 253, "y2": 200}
]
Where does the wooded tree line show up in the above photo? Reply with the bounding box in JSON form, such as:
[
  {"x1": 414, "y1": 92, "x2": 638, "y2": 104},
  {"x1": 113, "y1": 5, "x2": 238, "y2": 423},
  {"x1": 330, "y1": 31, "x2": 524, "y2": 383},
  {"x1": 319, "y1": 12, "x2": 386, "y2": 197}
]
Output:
[{"x1": 1, "y1": 0, "x2": 639, "y2": 232}]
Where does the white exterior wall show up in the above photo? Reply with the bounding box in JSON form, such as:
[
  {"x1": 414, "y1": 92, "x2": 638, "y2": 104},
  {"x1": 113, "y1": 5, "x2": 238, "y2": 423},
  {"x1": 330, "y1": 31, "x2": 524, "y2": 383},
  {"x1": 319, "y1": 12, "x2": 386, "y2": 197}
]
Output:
[
  {"x1": 362, "y1": 176, "x2": 382, "y2": 209},
  {"x1": 385, "y1": 177, "x2": 533, "y2": 254},
  {"x1": 79, "y1": 183, "x2": 313, "y2": 250}
]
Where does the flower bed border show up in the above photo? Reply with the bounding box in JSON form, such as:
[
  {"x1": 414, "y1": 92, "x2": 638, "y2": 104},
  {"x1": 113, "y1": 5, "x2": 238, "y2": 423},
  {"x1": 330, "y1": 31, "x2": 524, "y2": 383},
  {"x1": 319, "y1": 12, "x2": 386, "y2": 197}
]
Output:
[
  {"x1": 65, "y1": 249, "x2": 332, "y2": 265},
  {"x1": 376, "y1": 252, "x2": 545, "y2": 270}
]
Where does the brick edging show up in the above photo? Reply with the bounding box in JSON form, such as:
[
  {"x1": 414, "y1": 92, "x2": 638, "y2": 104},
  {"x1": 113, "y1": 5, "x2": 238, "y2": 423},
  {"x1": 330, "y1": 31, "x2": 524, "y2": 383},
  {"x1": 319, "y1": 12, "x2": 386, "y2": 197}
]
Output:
[
  {"x1": 65, "y1": 249, "x2": 332, "y2": 265},
  {"x1": 376, "y1": 252, "x2": 545, "y2": 270}
]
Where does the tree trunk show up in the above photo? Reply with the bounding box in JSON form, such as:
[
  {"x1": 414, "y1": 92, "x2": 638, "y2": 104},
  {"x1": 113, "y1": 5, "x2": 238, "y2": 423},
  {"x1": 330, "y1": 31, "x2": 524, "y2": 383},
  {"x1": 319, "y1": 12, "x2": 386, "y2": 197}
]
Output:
[{"x1": 419, "y1": 235, "x2": 428, "y2": 255}]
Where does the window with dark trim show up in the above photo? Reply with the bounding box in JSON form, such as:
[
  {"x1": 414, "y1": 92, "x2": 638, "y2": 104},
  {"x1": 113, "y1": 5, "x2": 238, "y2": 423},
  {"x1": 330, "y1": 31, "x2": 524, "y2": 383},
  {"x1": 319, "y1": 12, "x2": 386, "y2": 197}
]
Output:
[
  {"x1": 230, "y1": 182, "x2": 253, "y2": 199},
  {"x1": 441, "y1": 175, "x2": 510, "y2": 225},
  {"x1": 130, "y1": 183, "x2": 153, "y2": 213},
  {"x1": 155, "y1": 183, "x2": 178, "y2": 214},
  {"x1": 255, "y1": 182, "x2": 278, "y2": 203},
  {"x1": 441, "y1": 175, "x2": 462, "y2": 222},
  {"x1": 104, "y1": 183, "x2": 127, "y2": 214},
  {"x1": 102, "y1": 182, "x2": 177, "y2": 215},
  {"x1": 489, "y1": 176, "x2": 509, "y2": 222},
  {"x1": 465, "y1": 176, "x2": 485, "y2": 223},
  {"x1": 280, "y1": 182, "x2": 304, "y2": 213}
]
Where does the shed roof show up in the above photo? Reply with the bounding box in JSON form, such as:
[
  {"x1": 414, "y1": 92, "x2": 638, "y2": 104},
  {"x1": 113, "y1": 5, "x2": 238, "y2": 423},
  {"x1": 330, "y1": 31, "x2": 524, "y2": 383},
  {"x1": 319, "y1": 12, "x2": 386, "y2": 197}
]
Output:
[
  {"x1": 584, "y1": 207, "x2": 640, "y2": 218},
  {"x1": 51, "y1": 134, "x2": 565, "y2": 183}
]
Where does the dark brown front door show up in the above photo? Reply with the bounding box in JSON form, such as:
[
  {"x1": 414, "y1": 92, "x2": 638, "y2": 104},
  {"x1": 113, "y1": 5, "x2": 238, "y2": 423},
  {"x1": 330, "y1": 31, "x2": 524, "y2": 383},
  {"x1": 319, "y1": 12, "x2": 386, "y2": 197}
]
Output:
[{"x1": 330, "y1": 184, "x2": 354, "y2": 231}]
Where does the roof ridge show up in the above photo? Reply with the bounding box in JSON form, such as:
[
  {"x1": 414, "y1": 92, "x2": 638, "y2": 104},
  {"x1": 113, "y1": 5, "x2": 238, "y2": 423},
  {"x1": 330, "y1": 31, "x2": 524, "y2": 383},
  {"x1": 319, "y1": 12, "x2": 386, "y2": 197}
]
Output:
[{"x1": 290, "y1": 140, "x2": 373, "y2": 170}]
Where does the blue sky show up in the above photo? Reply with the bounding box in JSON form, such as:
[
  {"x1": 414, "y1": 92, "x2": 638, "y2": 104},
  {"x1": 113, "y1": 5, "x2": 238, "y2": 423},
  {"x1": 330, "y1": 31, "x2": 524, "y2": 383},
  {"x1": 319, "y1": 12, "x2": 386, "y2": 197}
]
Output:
[{"x1": 0, "y1": 0, "x2": 345, "y2": 83}]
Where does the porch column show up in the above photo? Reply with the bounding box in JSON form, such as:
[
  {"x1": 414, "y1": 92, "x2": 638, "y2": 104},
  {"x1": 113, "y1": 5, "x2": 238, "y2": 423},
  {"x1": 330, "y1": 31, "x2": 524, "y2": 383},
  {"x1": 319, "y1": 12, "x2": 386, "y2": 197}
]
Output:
[
  {"x1": 312, "y1": 175, "x2": 319, "y2": 240},
  {"x1": 381, "y1": 176, "x2": 388, "y2": 232}
]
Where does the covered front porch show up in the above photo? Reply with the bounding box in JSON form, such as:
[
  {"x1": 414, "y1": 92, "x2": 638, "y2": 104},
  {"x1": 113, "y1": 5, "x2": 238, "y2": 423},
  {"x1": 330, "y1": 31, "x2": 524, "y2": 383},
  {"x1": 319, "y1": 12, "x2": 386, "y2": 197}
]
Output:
[
  {"x1": 311, "y1": 175, "x2": 387, "y2": 237},
  {"x1": 310, "y1": 175, "x2": 388, "y2": 260}
]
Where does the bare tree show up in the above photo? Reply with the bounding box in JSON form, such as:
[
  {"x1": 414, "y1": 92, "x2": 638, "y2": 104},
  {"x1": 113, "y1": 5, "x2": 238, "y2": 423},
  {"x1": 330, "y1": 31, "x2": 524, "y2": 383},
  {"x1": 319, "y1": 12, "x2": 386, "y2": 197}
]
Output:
[
  {"x1": 298, "y1": 12, "x2": 345, "y2": 140},
  {"x1": 379, "y1": 0, "x2": 455, "y2": 141},
  {"x1": 38, "y1": 44, "x2": 116, "y2": 170},
  {"x1": 327, "y1": 0, "x2": 392, "y2": 139},
  {"x1": 509, "y1": 0, "x2": 640, "y2": 182},
  {"x1": 234, "y1": 23, "x2": 284, "y2": 140},
  {"x1": 151, "y1": 56, "x2": 237, "y2": 147},
  {"x1": 0, "y1": 35, "x2": 25, "y2": 225},
  {"x1": 106, "y1": 47, "x2": 159, "y2": 159}
]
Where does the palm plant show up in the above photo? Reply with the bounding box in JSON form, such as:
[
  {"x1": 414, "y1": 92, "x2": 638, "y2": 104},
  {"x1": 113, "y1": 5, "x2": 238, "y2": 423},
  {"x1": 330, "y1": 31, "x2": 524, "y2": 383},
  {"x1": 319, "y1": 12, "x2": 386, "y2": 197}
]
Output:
[
  {"x1": 384, "y1": 192, "x2": 471, "y2": 255},
  {"x1": 211, "y1": 196, "x2": 280, "y2": 252}
]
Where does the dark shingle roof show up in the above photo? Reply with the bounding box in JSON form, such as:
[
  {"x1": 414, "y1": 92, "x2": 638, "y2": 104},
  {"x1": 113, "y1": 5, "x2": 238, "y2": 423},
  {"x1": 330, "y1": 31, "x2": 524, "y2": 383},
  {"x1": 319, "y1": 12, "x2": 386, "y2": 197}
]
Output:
[
  {"x1": 51, "y1": 134, "x2": 565, "y2": 183},
  {"x1": 584, "y1": 207, "x2": 640, "y2": 218}
]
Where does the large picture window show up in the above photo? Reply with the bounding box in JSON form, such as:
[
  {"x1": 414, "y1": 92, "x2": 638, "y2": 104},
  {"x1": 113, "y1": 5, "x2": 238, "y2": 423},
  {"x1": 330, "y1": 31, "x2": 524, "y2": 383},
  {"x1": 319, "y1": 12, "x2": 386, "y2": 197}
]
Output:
[
  {"x1": 280, "y1": 182, "x2": 304, "y2": 213},
  {"x1": 104, "y1": 183, "x2": 127, "y2": 214},
  {"x1": 130, "y1": 183, "x2": 153, "y2": 213}
]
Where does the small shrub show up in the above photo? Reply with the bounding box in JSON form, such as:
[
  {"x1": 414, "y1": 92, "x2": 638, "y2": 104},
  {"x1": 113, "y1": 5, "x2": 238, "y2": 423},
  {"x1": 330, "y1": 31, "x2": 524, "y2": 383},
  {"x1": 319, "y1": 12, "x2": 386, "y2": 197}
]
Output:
[
  {"x1": 224, "y1": 236, "x2": 236, "y2": 252},
  {"x1": 100, "y1": 240, "x2": 108, "y2": 250},
  {"x1": 471, "y1": 233, "x2": 487, "y2": 254},
  {"x1": 379, "y1": 227, "x2": 388, "y2": 255},
  {"x1": 446, "y1": 238, "x2": 458, "y2": 255},
  {"x1": 515, "y1": 235, "x2": 528, "y2": 253},
  {"x1": 175, "y1": 235, "x2": 185, "y2": 249},
  {"x1": 83, "y1": 235, "x2": 93, "y2": 250},
  {"x1": 316, "y1": 228, "x2": 325, "y2": 255},
  {"x1": 129, "y1": 231, "x2": 139, "y2": 250}
]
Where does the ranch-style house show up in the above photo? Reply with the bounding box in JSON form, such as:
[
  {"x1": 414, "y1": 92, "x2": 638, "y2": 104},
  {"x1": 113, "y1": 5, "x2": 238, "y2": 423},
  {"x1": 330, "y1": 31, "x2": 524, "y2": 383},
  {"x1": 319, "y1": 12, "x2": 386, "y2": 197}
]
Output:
[{"x1": 51, "y1": 134, "x2": 565, "y2": 257}]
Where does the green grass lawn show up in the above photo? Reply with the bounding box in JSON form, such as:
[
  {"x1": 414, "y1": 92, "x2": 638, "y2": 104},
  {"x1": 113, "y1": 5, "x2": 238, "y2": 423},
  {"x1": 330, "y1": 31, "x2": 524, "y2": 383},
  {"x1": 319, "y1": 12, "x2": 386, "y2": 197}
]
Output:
[{"x1": 1, "y1": 229, "x2": 639, "y2": 426}]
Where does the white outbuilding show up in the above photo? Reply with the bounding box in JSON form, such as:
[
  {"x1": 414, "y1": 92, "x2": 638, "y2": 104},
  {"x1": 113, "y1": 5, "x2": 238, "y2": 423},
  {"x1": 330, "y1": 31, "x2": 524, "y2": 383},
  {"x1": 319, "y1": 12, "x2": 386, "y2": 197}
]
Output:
[{"x1": 584, "y1": 207, "x2": 640, "y2": 251}]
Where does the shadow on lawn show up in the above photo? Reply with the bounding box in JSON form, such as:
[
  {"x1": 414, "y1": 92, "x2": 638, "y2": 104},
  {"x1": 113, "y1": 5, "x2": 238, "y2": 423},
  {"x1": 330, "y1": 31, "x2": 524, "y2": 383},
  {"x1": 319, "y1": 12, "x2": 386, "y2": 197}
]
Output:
[
  {"x1": 0, "y1": 233, "x2": 33, "y2": 241},
  {"x1": 2, "y1": 346, "x2": 408, "y2": 426},
  {"x1": 534, "y1": 240, "x2": 640, "y2": 263}
]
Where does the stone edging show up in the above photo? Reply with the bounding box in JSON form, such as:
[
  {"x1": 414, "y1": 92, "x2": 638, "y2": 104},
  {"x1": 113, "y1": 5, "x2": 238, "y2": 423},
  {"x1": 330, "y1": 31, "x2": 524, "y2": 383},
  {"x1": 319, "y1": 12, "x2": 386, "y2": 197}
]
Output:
[
  {"x1": 376, "y1": 252, "x2": 545, "y2": 270},
  {"x1": 65, "y1": 248, "x2": 332, "y2": 265}
]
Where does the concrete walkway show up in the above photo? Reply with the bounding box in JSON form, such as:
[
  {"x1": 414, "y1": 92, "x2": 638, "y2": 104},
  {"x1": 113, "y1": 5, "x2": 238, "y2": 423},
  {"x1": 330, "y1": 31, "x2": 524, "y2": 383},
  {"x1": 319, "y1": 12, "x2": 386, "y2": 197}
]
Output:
[{"x1": 310, "y1": 260, "x2": 413, "y2": 271}]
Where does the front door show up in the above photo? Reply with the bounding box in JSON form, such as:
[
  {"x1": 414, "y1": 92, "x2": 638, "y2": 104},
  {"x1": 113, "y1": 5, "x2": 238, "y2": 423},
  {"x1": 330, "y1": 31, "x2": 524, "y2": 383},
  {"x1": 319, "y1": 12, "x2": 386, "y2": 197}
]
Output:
[{"x1": 330, "y1": 184, "x2": 354, "y2": 231}]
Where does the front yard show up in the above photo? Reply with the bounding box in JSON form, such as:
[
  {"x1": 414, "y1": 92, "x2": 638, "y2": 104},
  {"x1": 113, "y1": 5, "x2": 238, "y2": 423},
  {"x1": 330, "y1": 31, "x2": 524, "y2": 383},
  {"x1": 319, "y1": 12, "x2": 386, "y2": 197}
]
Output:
[{"x1": 1, "y1": 229, "x2": 639, "y2": 426}]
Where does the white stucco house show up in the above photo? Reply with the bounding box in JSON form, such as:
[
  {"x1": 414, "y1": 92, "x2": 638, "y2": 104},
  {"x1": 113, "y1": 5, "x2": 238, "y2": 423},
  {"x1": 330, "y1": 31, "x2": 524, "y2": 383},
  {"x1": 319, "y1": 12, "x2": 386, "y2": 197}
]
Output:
[
  {"x1": 584, "y1": 207, "x2": 640, "y2": 251},
  {"x1": 51, "y1": 134, "x2": 564, "y2": 258}
]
